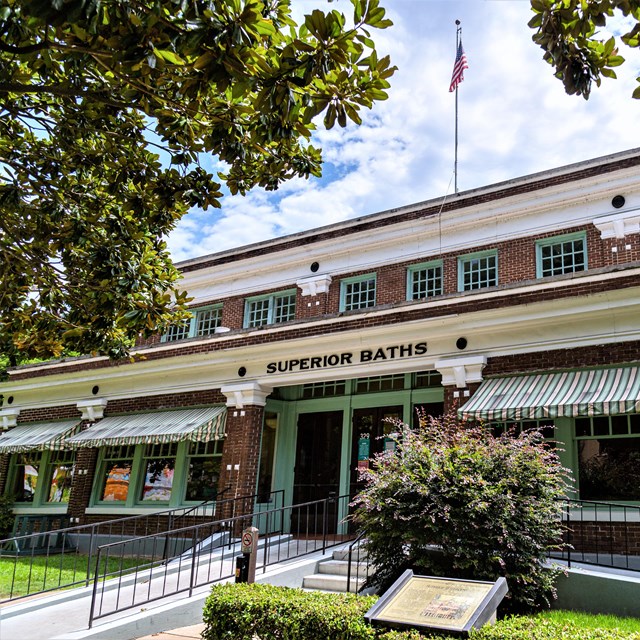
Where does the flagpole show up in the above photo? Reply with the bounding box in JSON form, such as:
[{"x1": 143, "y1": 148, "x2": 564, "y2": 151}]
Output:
[{"x1": 454, "y1": 20, "x2": 461, "y2": 194}]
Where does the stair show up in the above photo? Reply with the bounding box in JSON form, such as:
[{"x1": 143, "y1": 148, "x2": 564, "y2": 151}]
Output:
[{"x1": 302, "y1": 546, "x2": 370, "y2": 593}]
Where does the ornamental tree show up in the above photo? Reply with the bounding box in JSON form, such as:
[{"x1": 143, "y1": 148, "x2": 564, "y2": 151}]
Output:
[
  {"x1": 529, "y1": 0, "x2": 640, "y2": 99},
  {"x1": 0, "y1": 0, "x2": 394, "y2": 361},
  {"x1": 352, "y1": 413, "x2": 570, "y2": 612}
]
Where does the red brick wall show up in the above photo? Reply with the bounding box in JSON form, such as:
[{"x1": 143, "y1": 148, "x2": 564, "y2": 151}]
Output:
[
  {"x1": 218, "y1": 406, "x2": 264, "y2": 519},
  {"x1": 0, "y1": 453, "x2": 9, "y2": 495},
  {"x1": 566, "y1": 521, "x2": 640, "y2": 555},
  {"x1": 106, "y1": 389, "x2": 225, "y2": 414},
  {"x1": 68, "y1": 446, "x2": 99, "y2": 523}
]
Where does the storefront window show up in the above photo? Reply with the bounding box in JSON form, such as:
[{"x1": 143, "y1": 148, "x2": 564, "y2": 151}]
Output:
[
  {"x1": 47, "y1": 450, "x2": 75, "y2": 503},
  {"x1": 11, "y1": 453, "x2": 41, "y2": 503},
  {"x1": 99, "y1": 445, "x2": 135, "y2": 502},
  {"x1": 140, "y1": 443, "x2": 177, "y2": 502},
  {"x1": 185, "y1": 440, "x2": 223, "y2": 502}
]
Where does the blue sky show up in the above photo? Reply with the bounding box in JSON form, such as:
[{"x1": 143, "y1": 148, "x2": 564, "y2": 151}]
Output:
[{"x1": 167, "y1": 0, "x2": 640, "y2": 262}]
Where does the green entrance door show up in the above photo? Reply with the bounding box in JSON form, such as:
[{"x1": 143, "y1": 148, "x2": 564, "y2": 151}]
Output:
[
  {"x1": 350, "y1": 405, "x2": 403, "y2": 496},
  {"x1": 292, "y1": 410, "x2": 343, "y2": 534}
]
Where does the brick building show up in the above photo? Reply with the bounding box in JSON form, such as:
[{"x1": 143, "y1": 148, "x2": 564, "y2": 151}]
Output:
[{"x1": 0, "y1": 148, "x2": 639, "y2": 531}]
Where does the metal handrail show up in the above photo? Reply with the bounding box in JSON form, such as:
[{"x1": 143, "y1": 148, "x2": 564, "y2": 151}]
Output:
[
  {"x1": 88, "y1": 492, "x2": 355, "y2": 627},
  {"x1": 345, "y1": 530, "x2": 366, "y2": 593},
  {"x1": 0, "y1": 489, "x2": 283, "y2": 602},
  {"x1": 550, "y1": 497, "x2": 640, "y2": 573}
]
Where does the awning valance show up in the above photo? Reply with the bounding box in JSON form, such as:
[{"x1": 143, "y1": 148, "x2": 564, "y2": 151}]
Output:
[
  {"x1": 0, "y1": 420, "x2": 81, "y2": 454},
  {"x1": 458, "y1": 366, "x2": 640, "y2": 421},
  {"x1": 66, "y1": 406, "x2": 227, "y2": 449}
]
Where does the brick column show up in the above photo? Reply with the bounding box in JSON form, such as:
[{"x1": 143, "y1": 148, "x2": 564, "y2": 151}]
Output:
[
  {"x1": 219, "y1": 381, "x2": 272, "y2": 533},
  {"x1": 0, "y1": 453, "x2": 10, "y2": 495},
  {"x1": 68, "y1": 448, "x2": 99, "y2": 524}
]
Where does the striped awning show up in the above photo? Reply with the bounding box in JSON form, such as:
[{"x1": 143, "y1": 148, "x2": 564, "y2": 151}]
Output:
[
  {"x1": 0, "y1": 420, "x2": 81, "y2": 453},
  {"x1": 458, "y1": 366, "x2": 640, "y2": 421},
  {"x1": 65, "y1": 406, "x2": 227, "y2": 449}
]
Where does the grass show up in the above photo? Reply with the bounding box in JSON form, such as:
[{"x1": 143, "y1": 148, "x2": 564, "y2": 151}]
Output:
[
  {"x1": 0, "y1": 553, "x2": 144, "y2": 599},
  {"x1": 535, "y1": 610, "x2": 640, "y2": 633}
]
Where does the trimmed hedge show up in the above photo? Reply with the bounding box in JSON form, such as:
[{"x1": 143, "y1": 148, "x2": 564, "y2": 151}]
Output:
[{"x1": 202, "y1": 584, "x2": 640, "y2": 640}]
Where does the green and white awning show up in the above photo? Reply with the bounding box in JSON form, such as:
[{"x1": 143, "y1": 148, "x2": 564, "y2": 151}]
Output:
[
  {"x1": 458, "y1": 366, "x2": 640, "y2": 421},
  {"x1": 0, "y1": 420, "x2": 81, "y2": 453},
  {"x1": 66, "y1": 406, "x2": 227, "y2": 449}
]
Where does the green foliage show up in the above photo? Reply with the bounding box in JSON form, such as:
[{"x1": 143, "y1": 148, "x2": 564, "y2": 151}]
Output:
[
  {"x1": 201, "y1": 585, "x2": 640, "y2": 640},
  {"x1": 529, "y1": 0, "x2": 640, "y2": 99},
  {"x1": 202, "y1": 582, "x2": 378, "y2": 640},
  {"x1": 352, "y1": 414, "x2": 570, "y2": 613},
  {"x1": 0, "y1": 494, "x2": 14, "y2": 539},
  {"x1": 0, "y1": 0, "x2": 395, "y2": 360}
]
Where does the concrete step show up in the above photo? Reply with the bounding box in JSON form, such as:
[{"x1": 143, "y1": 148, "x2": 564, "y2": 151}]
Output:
[
  {"x1": 317, "y1": 560, "x2": 369, "y2": 578},
  {"x1": 331, "y1": 546, "x2": 368, "y2": 562},
  {"x1": 302, "y1": 573, "x2": 365, "y2": 593}
]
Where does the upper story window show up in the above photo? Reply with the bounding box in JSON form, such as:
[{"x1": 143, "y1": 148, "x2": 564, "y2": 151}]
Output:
[
  {"x1": 536, "y1": 232, "x2": 587, "y2": 278},
  {"x1": 407, "y1": 261, "x2": 443, "y2": 300},
  {"x1": 340, "y1": 274, "x2": 377, "y2": 311},
  {"x1": 458, "y1": 250, "x2": 498, "y2": 291},
  {"x1": 163, "y1": 305, "x2": 222, "y2": 342},
  {"x1": 244, "y1": 290, "x2": 296, "y2": 328}
]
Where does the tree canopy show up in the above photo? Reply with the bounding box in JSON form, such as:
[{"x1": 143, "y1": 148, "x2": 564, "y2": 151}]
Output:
[
  {"x1": 0, "y1": 0, "x2": 394, "y2": 362},
  {"x1": 530, "y1": 0, "x2": 640, "y2": 99}
]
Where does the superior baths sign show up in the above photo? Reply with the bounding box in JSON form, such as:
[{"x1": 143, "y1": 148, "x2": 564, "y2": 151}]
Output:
[{"x1": 266, "y1": 342, "x2": 427, "y2": 374}]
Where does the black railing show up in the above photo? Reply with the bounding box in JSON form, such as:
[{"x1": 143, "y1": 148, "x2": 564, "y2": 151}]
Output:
[
  {"x1": 88, "y1": 492, "x2": 355, "y2": 627},
  {"x1": 0, "y1": 489, "x2": 283, "y2": 602},
  {"x1": 345, "y1": 530, "x2": 371, "y2": 593},
  {"x1": 550, "y1": 498, "x2": 640, "y2": 572}
]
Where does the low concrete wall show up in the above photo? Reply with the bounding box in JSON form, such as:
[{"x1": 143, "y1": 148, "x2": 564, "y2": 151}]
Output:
[{"x1": 553, "y1": 566, "x2": 640, "y2": 617}]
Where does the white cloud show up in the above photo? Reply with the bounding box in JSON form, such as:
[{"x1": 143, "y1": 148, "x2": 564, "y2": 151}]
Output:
[{"x1": 167, "y1": 0, "x2": 640, "y2": 263}]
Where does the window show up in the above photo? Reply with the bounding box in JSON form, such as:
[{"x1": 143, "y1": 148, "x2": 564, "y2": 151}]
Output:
[
  {"x1": 8, "y1": 450, "x2": 76, "y2": 506},
  {"x1": 163, "y1": 306, "x2": 222, "y2": 342},
  {"x1": 140, "y1": 443, "x2": 177, "y2": 502},
  {"x1": 458, "y1": 251, "x2": 498, "y2": 291},
  {"x1": 244, "y1": 290, "x2": 296, "y2": 328},
  {"x1": 575, "y1": 414, "x2": 640, "y2": 501},
  {"x1": 536, "y1": 233, "x2": 587, "y2": 278},
  {"x1": 302, "y1": 381, "x2": 346, "y2": 399},
  {"x1": 340, "y1": 274, "x2": 376, "y2": 311},
  {"x1": 98, "y1": 445, "x2": 135, "y2": 502},
  {"x1": 355, "y1": 374, "x2": 405, "y2": 393},
  {"x1": 185, "y1": 440, "x2": 223, "y2": 502},
  {"x1": 407, "y1": 262, "x2": 443, "y2": 300}
]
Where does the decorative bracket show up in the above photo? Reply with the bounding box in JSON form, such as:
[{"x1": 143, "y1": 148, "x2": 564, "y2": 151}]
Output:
[
  {"x1": 0, "y1": 407, "x2": 20, "y2": 430},
  {"x1": 297, "y1": 274, "x2": 332, "y2": 297},
  {"x1": 76, "y1": 398, "x2": 108, "y2": 422},
  {"x1": 221, "y1": 381, "x2": 273, "y2": 409},
  {"x1": 594, "y1": 212, "x2": 640, "y2": 239},
  {"x1": 434, "y1": 355, "x2": 487, "y2": 389}
]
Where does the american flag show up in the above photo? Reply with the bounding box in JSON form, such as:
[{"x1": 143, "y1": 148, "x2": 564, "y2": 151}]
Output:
[{"x1": 449, "y1": 41, "x2": 468, "y2": 92}]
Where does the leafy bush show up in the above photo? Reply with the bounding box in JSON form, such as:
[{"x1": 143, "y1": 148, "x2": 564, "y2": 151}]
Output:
[
  {"x1": 0, "y1": 494, "x2": 14, "y2": 539},
  {"x1": 202, "y1": 582, "x2": 377, "y2": 640},
  {"x1": 352, "y1": 414, "x2": 570, "y2": 612},
  {"x1": 201, "y1": 585, "x2": 640, "y2": 640}
]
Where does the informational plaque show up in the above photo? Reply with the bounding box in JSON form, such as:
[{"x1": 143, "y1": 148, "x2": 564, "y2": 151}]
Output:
[{"x1": 365, "y1": 570, "x2": 508, "y2": 636}]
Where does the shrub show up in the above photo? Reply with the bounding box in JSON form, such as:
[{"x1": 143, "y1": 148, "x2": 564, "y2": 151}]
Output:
[
  {"x1": 352, "y1": 413, "x2": 570, "y2": 613},
  {"x1": 0, "y1": 494, "x2": 14, "y2": 539},
  {"x1": 202, "y1": 582, "x2": 378, "y2": 640}
]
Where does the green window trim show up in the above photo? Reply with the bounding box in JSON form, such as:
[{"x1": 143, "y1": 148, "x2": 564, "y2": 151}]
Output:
[
  {"x1": 162, "y1": 305, "x2": 223, "y2": 342},
  {"x1": 244, "y1": 290, "x2": 297, "y2": 328},
  {"x1": 457, "y1": 250, "x2": 498, "y2": 292},
  {"x1": 536, "y1": 231, "x2": 587, "y2": 278},
  {"x1": 6, "y1": 449, "x2": 76, "y2": 507},
  {"x1": 406, "y1": 260, "x2": 443, "y2": 300},
  {"x1": 339, "y1": 273, "x2": 377, "y2": 312},
  {"x1": 91, "y1": 439, "x2": 224, "y2": 508}
]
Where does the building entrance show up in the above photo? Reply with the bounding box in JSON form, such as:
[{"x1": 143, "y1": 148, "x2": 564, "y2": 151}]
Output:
[
  {"x1": 350, "y1": 405, "x2": 402, "y2": 495},
  {"x1": 292, "y1": 410, "x2": 343, "y2": 533}
]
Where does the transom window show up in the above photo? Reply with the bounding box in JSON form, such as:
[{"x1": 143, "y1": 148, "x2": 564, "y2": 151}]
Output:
[
  {"x1": 340, "y1": 274, "x2": 377, "y2": 311},
  {"x1": 244, "y1": 290, "x2": 296, "y2": 328},
  {"x1": 163, "y1": 306, "x2": 222, "y2": 342},
  {"x1": 407, "y1": 261, "x2": 443, "y2": 300},
  {"x1": 458, "y1": 251, "x2": 498, "y2": 291},
  {"x1": 536, "y1": 233, "x2": 587, "y2": 278},
  {"x1": 355, "y1": 374, "x2": 405, "y2": 393}
]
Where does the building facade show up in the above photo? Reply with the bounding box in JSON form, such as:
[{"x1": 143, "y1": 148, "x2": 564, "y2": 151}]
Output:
[{"x1": 1, "y1": 149, "x2": 639, "y2": 531}]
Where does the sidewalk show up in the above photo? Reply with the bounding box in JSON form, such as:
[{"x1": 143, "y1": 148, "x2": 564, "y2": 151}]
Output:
[{"x1": 134, "y1": 622, "x2": 205, "y2": 640}]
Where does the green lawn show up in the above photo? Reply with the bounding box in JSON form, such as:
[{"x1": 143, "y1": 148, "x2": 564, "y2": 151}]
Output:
[
  {"x1": 0, "y1": 554, "x2": 144, "y2": 599},
  {"x1": 536, "y1": 610, "x2": 640, "y2": 633}
]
